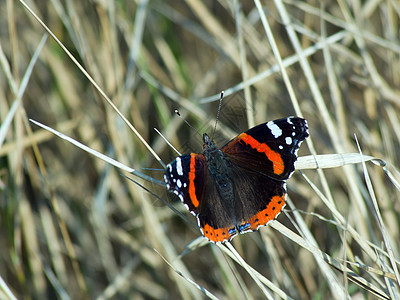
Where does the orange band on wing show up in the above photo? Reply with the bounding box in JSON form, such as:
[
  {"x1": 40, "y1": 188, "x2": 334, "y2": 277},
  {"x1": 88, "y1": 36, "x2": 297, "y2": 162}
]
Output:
[
  {"x1": 238, "y1": 133, "x2": 284, "y2": 175},
  {"x1": 188, "y1": 153, "x2": 200, "y2": 208},
  {"x1": 247, "y1": 195, "x2": 285, "y2": 230},
  {"x1": 201, "y1": 223, "x2": 236, "y2": 243}
]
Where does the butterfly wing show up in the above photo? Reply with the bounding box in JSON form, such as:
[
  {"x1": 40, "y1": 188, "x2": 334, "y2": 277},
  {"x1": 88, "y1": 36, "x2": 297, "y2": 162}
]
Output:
[
  {"x1": 228, "y1": 163, "x2": 287, "y2": 233},
  {"x1": 196, "y1": 174, "x2": 238, "y2": 242},
  {"x1": 222, "y1": 117, "x2": 308, "y2": 180},
  {"x1": 165, "y1": 153, "x2": 238, "y2": 242},
  {"x1": 164, "y1": 153, "x2": 207, "y2": 215},
  {"x1": 195, "y1": 163, "x2": 287, "y2": 243}
]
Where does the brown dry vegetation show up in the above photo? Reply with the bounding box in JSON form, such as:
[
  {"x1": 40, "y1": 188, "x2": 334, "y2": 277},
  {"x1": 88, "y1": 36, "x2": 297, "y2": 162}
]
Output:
[{"x1": 1, "y1": 0, "x2": 400, "y2": 299}]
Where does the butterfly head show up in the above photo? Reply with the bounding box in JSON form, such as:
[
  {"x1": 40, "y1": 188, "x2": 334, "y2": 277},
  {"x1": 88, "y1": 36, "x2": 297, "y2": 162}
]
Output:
[{"x1": 202, "y1": 133, "x2": 214, "y2": 149}]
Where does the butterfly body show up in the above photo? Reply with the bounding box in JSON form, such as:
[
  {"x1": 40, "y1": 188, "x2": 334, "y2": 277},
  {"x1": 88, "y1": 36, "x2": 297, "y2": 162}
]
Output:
[
  {"x1": 203, "y1": 133, "x2": 235, "y2": 209},
  {"x1": 164, "y1": 117, "x2": 309, "y2": 243}
]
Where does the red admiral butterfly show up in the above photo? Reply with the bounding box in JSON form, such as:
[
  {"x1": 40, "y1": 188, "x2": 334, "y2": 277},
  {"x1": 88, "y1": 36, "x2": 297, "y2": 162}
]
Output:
[{"x1": 164, "y1": 117, "x2": 309, "y2": 243}]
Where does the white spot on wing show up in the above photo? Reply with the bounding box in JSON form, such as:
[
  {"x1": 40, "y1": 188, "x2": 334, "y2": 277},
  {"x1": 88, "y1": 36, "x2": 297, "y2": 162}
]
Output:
[
  {"x1": 285, "y1": 137, "x2": 292, "y2": 145},
  {"x1": 293, "y1": 140, "x2": 305, "y2": 157},
  {"x1": 176, "y1": 157, "x2": 183, "y2": 176},
  {"x1": 177, "y1": 179, "x2": 182, "y2": 188},
  {"x1": 267, "y1": 121, "x2": 282, "y2": 138}
]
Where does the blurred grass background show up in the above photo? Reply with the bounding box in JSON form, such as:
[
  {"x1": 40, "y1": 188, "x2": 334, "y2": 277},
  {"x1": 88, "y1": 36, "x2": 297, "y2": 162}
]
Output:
[{"x1": 1, "y1": 0, "x2": 400, "y2": 299}]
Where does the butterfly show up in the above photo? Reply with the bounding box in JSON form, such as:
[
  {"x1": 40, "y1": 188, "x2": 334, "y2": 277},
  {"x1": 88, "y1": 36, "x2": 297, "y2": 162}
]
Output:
[{"x1": 164, "y1": 117, "x2": 309, "y2": 243}]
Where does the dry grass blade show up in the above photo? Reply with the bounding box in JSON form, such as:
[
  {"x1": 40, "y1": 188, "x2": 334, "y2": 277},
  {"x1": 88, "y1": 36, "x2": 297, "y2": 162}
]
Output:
[
  {"x1": 19, "y1": 0, "x2": 164, "y2": 168},
  {"x1": 346, "y1": 261, "x2": 396, "y2": 281},
  {"x1": 218, "y1": 243, "x2": 290, "y2": 299},
  {"x1": 0, "y1": 276, "x2": 17, "y2": 300},
  {"x1": 198, "y1": 30, "x2": 348, "y2": 104},
  {"x1": 271, "y1": 222, "x2": 391, "y2": 300},
  {"x1": 296, "y1": 153, "x2": 384, "y2": 170},
  {"x1": 154, "y1": 249, "x2": 220, "y2": 300},
  {"x1": 225, "y1": 243, "x2": 275, "y2": 299},
  {"x1": 0, "y1": 34, "x2": 47, "y2": 147},
  {"x1": 356, "y1": 136, "x2": 400, "y2": 294},
  {"x1": 29, "y1": 119, "x2": 164, "y2": 186},
  {"x1": 254, "y1": 0, "x2": 303, "y2": 117}
]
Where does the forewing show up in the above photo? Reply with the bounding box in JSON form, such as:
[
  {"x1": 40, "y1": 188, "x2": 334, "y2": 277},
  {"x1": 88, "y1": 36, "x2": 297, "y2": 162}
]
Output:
[
  {"x1": 164, "y1": 153, "x2": 207, "y2": 215},
  {"x1": 222, "y1": 117, "x2": 308, "y2": 180}
]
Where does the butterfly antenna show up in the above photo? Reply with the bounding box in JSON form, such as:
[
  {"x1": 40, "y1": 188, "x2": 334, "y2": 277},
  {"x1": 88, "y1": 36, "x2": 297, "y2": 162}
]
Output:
[
  {"x1": 212, "y1": 91, "x2": 224, "y2": 139},
  {"x1": 175, "y1": 110, "x2": 202, "y2": 137}
]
